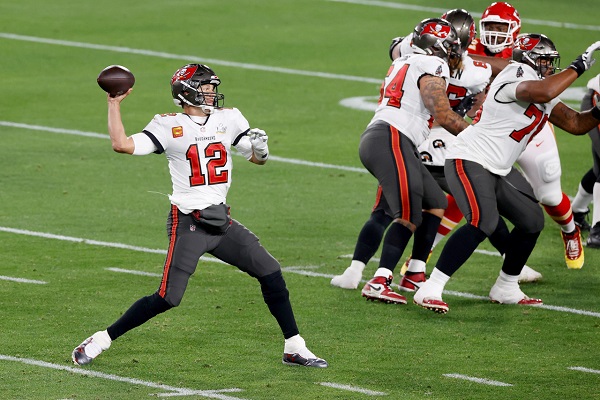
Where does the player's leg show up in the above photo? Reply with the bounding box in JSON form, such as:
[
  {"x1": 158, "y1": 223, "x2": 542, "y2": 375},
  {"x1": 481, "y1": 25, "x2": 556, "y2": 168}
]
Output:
[
  {"x1": 517, "y1": 124, "x2": 583, "y2": 269},
  {"x1": 72, "y1": 206, "x2": 209, "y2": 365},
  {"x1": 211, "y1": 220, "x2": 327, "y2": 367},
  {"x1": 358, "y1": 123, "x2": 426, "y2": 305},
  {"x1": 571, "y1": 168, "x2": 595, "y2": 231},
  {"x1": 489, "y1": 169, "x2": 545, "y2": 304},
  {"x1": 330, "y1": 187, "x2": 393, "y2": 289},
  {"x1": 414, "y1": 160, "x2": 496, "y2": 313}
]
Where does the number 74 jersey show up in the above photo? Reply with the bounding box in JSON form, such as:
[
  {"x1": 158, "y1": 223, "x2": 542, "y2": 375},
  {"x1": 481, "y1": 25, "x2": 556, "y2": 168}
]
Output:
[
  {"x1": 370, "y1": 53, "x2": 450, "y2": 148},
  {"x1": 142, "y1": 108, "x2": 252, "y2": 213}
]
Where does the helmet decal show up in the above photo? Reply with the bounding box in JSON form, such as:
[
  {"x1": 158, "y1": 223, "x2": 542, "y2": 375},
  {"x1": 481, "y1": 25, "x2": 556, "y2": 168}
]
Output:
[
  {"x1": 515, "y1": 36, "x2": 541, "y2": 51},
  {"x1": 171, "y1": 65, "x2": 199, "y2": 85},
  {"x1": 421, "y1": 22, "x2": 451, "y2": 39}
]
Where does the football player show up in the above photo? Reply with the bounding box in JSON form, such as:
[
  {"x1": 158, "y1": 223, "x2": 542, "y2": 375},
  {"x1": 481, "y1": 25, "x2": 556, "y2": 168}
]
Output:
[
  {"x1": 466, "y1": 2, "x2": 586, "y2": 270},
  {"x1": 357, "y1": 18, "x2": 469, "y2": 305},
  {"x1": 414, "y1": 34, "x2": 600, "y2": 314},
  {"x1": 72, "y1": 64, "x2": 327, "y2": 368}
]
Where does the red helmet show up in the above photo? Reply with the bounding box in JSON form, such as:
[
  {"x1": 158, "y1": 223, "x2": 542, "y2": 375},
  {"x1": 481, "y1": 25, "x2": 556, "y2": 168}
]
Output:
[{"x1": 479, "y1": 2, "x2": 521, "y2": 54}]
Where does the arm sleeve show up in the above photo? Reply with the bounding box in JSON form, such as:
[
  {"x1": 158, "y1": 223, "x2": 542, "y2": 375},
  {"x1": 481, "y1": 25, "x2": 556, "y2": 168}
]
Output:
[{"x1": 131, "y1": 132, "x2": 158, "y2": 155}]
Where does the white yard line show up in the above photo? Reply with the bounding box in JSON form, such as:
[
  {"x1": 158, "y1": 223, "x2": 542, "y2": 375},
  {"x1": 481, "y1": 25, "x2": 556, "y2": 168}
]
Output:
[
  {"x1": 0, "y1": 275, "x2": 47, "y2": 284},
  {"x1": 443, "y1": 373, "x2": 513, "y2": 387},
  {"x1": 327, "y1": 0, "x2": 600, "y2": 32},
  {"x1": 568, "y1": 366, "x2": 600, "y2": 374},
  {"x1": 2, "y1": 225, "x2": 599, "y2": 318},
  {"x1": 0, "y1": 33, "x2": 380, "y2": 85},
  {"x1": 0, "y1": 355, "x2": 247, "y2": 399},
  {"x1": 0, "y1": 121, "x2": 368, "y2": 174},
  {"x1": 318, "y1": 382, "x2": 388, "y2": 396}
]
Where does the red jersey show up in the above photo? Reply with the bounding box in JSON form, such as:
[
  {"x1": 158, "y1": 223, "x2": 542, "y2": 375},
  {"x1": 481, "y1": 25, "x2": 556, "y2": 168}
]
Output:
[{"x1": 468, "y1": 38, "x2": 513, "y2": 59}]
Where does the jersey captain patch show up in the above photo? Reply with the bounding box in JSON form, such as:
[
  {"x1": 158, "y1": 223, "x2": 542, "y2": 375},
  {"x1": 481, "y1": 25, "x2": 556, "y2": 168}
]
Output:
[{"x1": 172, "y1": 126, "x2": 183, "y2": 138}]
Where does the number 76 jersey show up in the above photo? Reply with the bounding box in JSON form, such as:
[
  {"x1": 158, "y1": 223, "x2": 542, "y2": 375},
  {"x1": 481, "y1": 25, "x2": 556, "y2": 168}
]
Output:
[
  {"x1": 369, "y1": 53, "x2": 450, "y2": 148},
  {"x1": 447, "y1": 62, "x2": 560, "y2": 176},
  {"x1": 142, "y1": 108, "x2": 251, "y2": 213}
]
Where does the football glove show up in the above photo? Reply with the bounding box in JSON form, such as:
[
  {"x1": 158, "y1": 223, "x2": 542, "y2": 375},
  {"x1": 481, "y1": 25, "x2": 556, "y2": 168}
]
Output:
[
  {"x1": 249, "y1": 128, "x2": 269, "y2": 159},
  {"x1": 452, "y1": 94, "x2": 475, "y2": 118},
  {"x1": 569, "y1": 41, "x2": 600, "y2": 77}
]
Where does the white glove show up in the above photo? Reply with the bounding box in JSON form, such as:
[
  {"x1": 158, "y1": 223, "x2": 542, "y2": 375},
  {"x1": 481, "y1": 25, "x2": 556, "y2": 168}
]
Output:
[
  {"x1": 582, "y1": 40, "x2": 600, "y2": 69},
  {"x1": 249, "y1": 128, "x2": 269, "y2": 159}
]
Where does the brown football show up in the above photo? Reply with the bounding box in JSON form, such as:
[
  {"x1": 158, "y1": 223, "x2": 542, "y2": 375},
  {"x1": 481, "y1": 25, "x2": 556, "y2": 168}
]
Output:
[{"x1": 97, "y1": 65, "x2": 135, "y2": 97}]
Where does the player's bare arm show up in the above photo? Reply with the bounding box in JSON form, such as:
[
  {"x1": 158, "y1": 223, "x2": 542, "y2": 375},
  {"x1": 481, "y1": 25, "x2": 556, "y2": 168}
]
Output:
[
  {"x1": 549, "y1": 102, "x2": 600, "y2": 135},
  {"x1": 515, "y1": 68, "x2": 579, "y2": 104},
  {"x1": 107, "y1": 88, "x2": 135, "y2": 155},
  {"x1": 420, "y1": 75, "x2": 469, "y2": 135}
]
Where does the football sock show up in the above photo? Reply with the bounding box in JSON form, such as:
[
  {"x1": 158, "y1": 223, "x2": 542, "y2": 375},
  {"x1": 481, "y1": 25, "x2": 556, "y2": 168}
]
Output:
[
  {"x1": 411, "y1": 212, "x2": 441, "y2": 262},
  {"x1": 593, "y1": 183, "x2": 600, "y2": 226},
  {"x1": 501, "y1": 228, "x2": 540, "y2": 276},
  {"x1": 352, "y1": 209, "x2": 392, "y2": 264},
  {"x1": 432, "y1": 194, "x2": 463, "y2": 249},
  {"x1": 107, "y1": 292, "x2": 172, "y2": 340},
  {"x1": 571, "y1": 182, "x2": 593, "y2": 213},
  {"x1": 258, "y1": 271, "x2": 299, "y2": 340},
  {"x1": 542, "y1": 192, "x2": 575, "y2": 233},
  {"x1": 378, "y1": 222, "x2": 413, "y2": 273},
  {"x1": 434, "y1": 224, "x2": 487, "y2": 277}
]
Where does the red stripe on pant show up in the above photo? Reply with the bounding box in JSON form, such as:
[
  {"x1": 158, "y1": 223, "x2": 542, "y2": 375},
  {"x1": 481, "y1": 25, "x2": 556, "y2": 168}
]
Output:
[
  {"x1": 389, "y1": 126, "x2": 410, "y2": 221},
  {"x1": 159, "y1": 204, "x2": 179, "y2": 298},
  {"x1": 455, "y1": 160, "x2": 480, "y2": 227}
]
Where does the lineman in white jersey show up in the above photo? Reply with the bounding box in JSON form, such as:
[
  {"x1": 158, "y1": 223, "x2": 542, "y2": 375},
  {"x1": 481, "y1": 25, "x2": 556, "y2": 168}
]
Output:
[
  {"x1": 414, "y1": 35, "x2": 600, "y2": 314},
  {"x1": 358, "y1": 18, "x2": 469, "y2": 305},
  {"x1": 72, "y1": 63, "x2": 328, "y2": 368}
]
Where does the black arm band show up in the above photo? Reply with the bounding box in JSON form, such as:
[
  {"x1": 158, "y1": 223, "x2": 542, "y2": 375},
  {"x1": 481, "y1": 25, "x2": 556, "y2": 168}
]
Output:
[{"x1": 591, "y1": 106, "x2": 600, "y2": 120}]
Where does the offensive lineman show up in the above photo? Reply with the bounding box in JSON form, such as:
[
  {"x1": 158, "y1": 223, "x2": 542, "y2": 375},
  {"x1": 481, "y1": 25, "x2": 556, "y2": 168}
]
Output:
[
  {"x1": 357, "y1": 18, "x2": 469, "y2": 305},
  {"x1": 414, "y1": 34, "x2": 600, "y2": 314},
  {"x1": 71, "y1": 64, "x2": 328, "y2": 368}
]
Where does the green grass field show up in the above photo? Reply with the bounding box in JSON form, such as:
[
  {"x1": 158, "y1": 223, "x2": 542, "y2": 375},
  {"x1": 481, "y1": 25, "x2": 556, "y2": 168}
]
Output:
[{"x1": 1, "y1": 0, "x2": 600, "y2": 399}]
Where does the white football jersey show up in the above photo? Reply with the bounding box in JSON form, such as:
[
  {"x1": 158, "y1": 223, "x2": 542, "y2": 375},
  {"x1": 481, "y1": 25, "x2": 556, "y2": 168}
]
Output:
[
  {"x1": 142, "y1": 108, "x2": 251, "y2": 213},
  {"x1": 418, "y1": 55, "x2": 492, "y2": 166},
  {"x1": 369, "y1": 53, "x2": 450, "y2": 147},
  {"x1": 447, "y1": 62, "x2": 560, "y2": 176}
]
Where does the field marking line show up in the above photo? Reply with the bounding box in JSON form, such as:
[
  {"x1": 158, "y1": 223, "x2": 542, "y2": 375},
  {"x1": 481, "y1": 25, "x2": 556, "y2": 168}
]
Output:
[
  {"x1": 0, "y1": 354, "x2": 247, "y2": 400},
  {"x1": 318, "y1": 382, "x2": 387, "y2": 396},
  {"x1": 0, "y1": 121, "x2": 368, "y2": 174},
  {"x1": 569, "y1": 366, "x2": 600, "y2": 374},
  {"x1": 2, "y1": 226, "x2": 600, "y2": 318},
  {"x1": 0, "y1": 275, "x2": 47, "y2": 284},
  {"x1": 0, "y1": 33, "x2": 380, "y2": 85},
  {"x1": 443, "y1": 373, "x2": 513, "y2": 387},
  {"x1": 326, "y1": 0, "x2": 600, "y2": 32}
]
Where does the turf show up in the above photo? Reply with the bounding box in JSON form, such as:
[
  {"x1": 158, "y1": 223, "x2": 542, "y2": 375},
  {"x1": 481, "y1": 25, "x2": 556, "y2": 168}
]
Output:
[{"x1": 1, "y1": 1, "x2": 599, "y2": 399}]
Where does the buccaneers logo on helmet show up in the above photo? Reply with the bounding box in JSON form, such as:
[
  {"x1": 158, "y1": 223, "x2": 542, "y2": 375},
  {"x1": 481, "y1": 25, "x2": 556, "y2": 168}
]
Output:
[
  {"x1": 515, "y1": 36, "x2": 541, "y2": 51},
  {"x1": 421, "y1": 22, "x2": 451, "y2": 39}
]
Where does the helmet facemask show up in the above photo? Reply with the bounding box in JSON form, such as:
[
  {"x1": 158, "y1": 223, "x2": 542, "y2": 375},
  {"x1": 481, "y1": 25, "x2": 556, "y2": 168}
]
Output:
[{"x1": 480, "y1": 21, "x2": 519, "y2": 53}]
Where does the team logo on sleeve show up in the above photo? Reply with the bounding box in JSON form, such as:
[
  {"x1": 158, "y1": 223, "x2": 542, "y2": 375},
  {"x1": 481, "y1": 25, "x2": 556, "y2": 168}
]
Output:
[
  {"x1": 516, "y1": 66, "x2": 524, "y2": 78},
  {"x1": 421, "y1": 22, "x2": 450, "y2": 39},
  {"x1": 172, "y1": 126, "x2": 183, "y2": 138},
  {"x1": 435, "y1": 65, "x2": 443, "y2": 76}
]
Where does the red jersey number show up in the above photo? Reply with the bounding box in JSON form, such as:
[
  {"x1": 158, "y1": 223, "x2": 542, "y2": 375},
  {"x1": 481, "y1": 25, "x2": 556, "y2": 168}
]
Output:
[
  {"x1": 378, "y1": 64, "x2": 410, "y2": 108},
  {"x1": 509, "y1": 104, "x2": 547, "y2": 143},
  {"x1": 186, "y1": 142, "x2": 229, "y2": 186}
]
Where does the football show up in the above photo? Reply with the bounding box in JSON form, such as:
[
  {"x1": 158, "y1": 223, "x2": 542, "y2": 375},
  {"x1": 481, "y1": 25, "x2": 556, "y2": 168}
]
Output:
[{"x1": 97, "y1": 65, "x2": 135, "y2": 97}]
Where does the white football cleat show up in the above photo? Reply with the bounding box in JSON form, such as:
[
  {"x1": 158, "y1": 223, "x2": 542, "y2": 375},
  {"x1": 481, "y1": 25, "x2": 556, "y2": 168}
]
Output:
[
  {"x1": 330, "y1": 265, "x2": 363, "y2": 289},
  {"x1": 489, "y1": 283, "x2": 542, "y2": 305},
  {"x1": 72, "y1": 330, "x2": 111, "y2": 366},
  {"x1": 517, "y1": 265, "x2": 542, "y2": 283}
]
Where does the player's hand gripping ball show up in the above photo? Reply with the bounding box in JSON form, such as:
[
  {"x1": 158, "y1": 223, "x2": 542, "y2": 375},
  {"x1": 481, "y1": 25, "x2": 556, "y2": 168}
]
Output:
[{"x1": 97, "y1": 65, "x2": 135, "y2": 97}]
